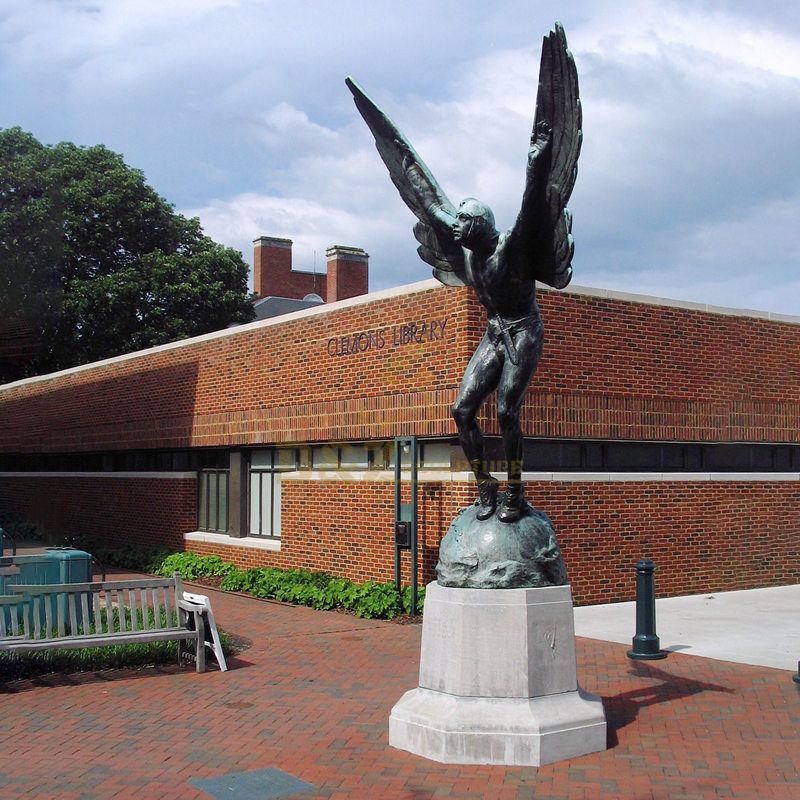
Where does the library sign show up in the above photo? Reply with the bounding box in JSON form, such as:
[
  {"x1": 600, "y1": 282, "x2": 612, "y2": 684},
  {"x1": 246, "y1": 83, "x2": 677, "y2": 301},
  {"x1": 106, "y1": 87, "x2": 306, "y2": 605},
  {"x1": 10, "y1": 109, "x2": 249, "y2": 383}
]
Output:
[{"x1": 326, "y1": 316, "x2": 450, "y2": 357}]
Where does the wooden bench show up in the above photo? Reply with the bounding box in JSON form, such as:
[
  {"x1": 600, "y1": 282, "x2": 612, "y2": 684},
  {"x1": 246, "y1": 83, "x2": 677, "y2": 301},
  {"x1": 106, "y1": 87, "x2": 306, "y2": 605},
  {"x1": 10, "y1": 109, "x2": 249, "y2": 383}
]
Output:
[{"x1": 0, "y1": 572, "x2": 216, "y2": 672}]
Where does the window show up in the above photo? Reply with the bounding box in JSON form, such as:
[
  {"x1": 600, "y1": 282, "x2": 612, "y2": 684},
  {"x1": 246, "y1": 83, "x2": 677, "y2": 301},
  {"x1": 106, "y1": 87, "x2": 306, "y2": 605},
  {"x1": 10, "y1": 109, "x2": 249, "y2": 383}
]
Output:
[
  {"x1": 312, "y1": 446, "x2": 339, "y2": 469},
  {"x1": 198, "y1": 469, "x2": 228, "y2": 533},
  {"x1": 340, "y1": 444, "x2": 369, "y2": 469},
  {"x1": 249, "y1": 449, "x2": 281, "y2": 538},
  {"x1": 421, "y1": 441, "x2": 452, "y2": 468}
]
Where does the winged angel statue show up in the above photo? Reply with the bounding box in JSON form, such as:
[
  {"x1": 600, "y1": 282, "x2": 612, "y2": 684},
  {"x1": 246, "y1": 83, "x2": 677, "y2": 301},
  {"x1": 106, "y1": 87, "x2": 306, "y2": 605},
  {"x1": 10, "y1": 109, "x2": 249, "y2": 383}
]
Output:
[{"x1": 347, "y1": 23, "x2": 581, "y2": 524}]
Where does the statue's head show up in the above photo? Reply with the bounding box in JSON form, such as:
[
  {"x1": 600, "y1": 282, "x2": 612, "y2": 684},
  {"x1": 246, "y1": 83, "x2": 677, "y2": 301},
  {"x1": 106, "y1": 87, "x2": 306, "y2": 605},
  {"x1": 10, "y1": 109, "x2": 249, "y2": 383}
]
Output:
[{"x1": 452, "y1": 198, "x2": 498, "y2": 252}]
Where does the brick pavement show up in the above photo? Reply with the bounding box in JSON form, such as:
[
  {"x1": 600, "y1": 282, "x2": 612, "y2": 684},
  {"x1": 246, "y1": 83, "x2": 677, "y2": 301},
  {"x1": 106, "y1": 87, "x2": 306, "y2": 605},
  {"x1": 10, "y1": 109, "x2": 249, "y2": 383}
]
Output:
[{"x1": 0, "y1": 582, "x2": 797, "y2": 800}]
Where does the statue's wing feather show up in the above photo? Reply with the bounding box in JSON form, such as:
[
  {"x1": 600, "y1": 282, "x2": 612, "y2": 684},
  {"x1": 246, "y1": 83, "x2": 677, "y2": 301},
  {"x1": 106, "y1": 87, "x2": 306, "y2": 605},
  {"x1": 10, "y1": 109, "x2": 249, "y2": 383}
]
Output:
[
  {"x1": 511, "y1": 22, "x2": 582, "y2": 289},
  {"x1": 346, "y1": 77, "x2": 469, "y2": 287}
]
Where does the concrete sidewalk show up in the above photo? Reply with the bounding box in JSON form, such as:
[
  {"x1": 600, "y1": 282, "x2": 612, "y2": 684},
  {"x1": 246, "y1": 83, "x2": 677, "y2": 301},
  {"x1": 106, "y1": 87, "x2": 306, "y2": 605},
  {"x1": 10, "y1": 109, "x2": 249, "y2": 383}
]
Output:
[{"x1": 574, "y1": 583, "x2": 800, "y2": 671}]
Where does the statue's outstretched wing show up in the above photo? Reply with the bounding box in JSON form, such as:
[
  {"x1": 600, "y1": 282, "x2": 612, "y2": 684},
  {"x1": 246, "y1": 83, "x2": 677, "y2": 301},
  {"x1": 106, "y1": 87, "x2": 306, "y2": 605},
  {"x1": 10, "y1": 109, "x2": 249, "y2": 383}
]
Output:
[
  {"x1": 346, "y1": 77, "x2": 469, "y2": 287},
  {"x1": 509, "y1": 22, "x2": 582, "y2": 289}
]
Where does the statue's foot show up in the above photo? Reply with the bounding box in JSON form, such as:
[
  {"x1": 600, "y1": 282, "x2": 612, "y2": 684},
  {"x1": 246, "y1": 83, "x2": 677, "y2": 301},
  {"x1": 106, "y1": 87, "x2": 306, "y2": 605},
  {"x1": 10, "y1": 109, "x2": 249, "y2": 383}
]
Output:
[
  {"x1": 497, "y1": 487, "x2": 524, "y2": 523},
  {"x1": 475, "y1": 479, "x2": 499, "y2": 520}
]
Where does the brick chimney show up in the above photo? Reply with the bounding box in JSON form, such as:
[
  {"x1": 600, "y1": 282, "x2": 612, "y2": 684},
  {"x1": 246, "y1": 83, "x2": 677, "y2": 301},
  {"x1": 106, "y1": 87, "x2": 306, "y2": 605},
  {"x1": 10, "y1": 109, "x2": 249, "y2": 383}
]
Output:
[
  {"x1": 253, "y1": 236, "x2": 293, "y2": 298},
  {"x1": 326, "y1": 245, "x2": 369, "y2": 303}
]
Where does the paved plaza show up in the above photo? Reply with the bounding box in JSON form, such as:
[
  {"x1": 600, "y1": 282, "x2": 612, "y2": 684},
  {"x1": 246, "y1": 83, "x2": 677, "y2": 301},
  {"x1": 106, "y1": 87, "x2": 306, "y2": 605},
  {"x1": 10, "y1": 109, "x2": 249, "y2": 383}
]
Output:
[{"x1": 0, "y1": 578, "x2": 798, "y2": 800}]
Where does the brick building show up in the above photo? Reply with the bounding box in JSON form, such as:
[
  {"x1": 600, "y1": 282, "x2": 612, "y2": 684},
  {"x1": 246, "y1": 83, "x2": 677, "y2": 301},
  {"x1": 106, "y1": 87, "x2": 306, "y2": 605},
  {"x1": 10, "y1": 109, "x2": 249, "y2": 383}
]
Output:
[{"x1": 0, "y1": 243, "x2": 798, "y2": 605}]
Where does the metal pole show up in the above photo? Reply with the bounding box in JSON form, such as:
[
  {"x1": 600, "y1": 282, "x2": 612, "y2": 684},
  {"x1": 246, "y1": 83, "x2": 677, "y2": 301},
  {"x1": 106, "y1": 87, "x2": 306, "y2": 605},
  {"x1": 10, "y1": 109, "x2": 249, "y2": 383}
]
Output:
[
  {"x1": 627, "y1": 559, "x2": 667, "y2": 660},
  {"x1": 393, "y1": 439, "x2": 401, "y2": 593},
  {"x1": 410, "y1": 437, "x2": 418, "y2": 615}
]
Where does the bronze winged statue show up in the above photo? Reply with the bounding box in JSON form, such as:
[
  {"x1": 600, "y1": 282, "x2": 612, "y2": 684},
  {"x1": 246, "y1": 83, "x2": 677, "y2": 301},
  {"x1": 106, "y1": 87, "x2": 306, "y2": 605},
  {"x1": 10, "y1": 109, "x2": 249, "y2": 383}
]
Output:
[{"x1": 347, "y1": 23, "x2": 581, "y2": 523}]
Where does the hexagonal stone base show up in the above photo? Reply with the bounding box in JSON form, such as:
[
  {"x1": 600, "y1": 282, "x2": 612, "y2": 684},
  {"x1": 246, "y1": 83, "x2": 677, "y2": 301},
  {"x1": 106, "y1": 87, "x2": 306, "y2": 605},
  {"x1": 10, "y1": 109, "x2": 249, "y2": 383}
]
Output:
[
  {"x1": 389, "y1": 582, "x2": 607, "y2": 765},
  {"x1": 419, "y1": 582, "x2": 579, "y2": 698},
  {"x1": 390, "y1": 686, "x2": 606, "y2": 766}
]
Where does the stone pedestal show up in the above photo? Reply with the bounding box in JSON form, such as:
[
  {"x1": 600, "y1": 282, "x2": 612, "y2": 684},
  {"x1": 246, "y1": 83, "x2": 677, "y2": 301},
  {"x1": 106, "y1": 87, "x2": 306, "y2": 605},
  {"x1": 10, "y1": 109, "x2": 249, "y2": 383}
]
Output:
[{"x1": 389, "y1": 582, "x2": 606, "y2": 766}]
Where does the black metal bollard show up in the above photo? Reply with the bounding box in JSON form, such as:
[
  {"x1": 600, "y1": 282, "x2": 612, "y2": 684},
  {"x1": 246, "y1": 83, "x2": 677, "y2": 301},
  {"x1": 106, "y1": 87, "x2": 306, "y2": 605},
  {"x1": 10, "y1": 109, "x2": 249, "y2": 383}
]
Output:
[{"x1": 627, "y1": 559, "x2": 667, "y2": 660}]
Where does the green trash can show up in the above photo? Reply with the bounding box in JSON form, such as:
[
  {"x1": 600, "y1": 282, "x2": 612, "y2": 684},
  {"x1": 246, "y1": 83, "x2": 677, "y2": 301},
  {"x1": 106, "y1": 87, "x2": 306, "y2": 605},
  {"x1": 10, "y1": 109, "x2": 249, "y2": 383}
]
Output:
[
  {"x1": 45, "y1": 547, "x2": 92, "y2": 584},
  {"x1": 3, "y1": 548, "x2": 93, "y2": 634},
  {"x1": 45, "y1": 547, "x2": 93, "y2": 632}
]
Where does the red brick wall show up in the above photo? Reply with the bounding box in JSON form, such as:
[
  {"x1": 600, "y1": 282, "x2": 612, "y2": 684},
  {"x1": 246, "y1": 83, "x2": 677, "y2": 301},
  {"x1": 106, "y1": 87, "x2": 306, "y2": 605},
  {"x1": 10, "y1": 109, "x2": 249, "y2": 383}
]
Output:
[
  {"x1": 0, "y1": 284, "x2": 472, "y2": 452},
  {"x1": 0, "y1": 472, "x2": 795, "y2": 603},
  {"x1": 523, "y1": 291, "x2": 800, "y2": 442},
  {"x1": 0, "y1": 476, "x2": 196, "y2": 551},
  {"x1": 0, "y1": 282, "x2": 798, "y2": 602},
  {"x1": 281, "y1": 270, "x2": 327, "y2": 302},
  {"x1": 184, "y1": 477, "x2": 798, "y2": 604},
  {"x1": 327, "y1": 255, "x2": 368, "y2": 302},
  {"x1": 254, "y1": 239, "x2": 328, "y2": 301},
  {"x1": 1, "y1": 284, "x2": 797, "y2": 456}
]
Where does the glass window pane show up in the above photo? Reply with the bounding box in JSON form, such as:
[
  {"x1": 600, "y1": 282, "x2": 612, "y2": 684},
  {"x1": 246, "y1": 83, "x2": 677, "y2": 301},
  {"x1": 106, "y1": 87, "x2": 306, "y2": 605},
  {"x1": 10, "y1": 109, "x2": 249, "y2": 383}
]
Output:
[
  {"x1": 272, "y1": 475, "x2": 281, "y2": 538},
  {"x1": 276, "y1": 448, "x2": 297, "y2": 470},
  {"x1": 209, "y1": 473, "x2": 218, "y2": 531},
  {"x1": 218, "y1": 472, "x2": 228, "y2": 532},
  {"x1": 198, "y1": 474, "x2": 208, "y2": 530},
  {"x1": 421, "y1": 442, "x2": 451, "y2": 468},
  {"x1": 251, "y1": 449, "x2": 274, "y2": 469},
  {"x1": 313, "y1": 446, "x2": 339, "y2": 469},
  {"x1": 250, "y1": 472, "x2": 262, "y2": 535},
  {"x1": 261, "y1": 473, "x2": 273, "y2": 536},
  {"x1": 340, "y1": 445, "x2": 369, "y2": 469}
]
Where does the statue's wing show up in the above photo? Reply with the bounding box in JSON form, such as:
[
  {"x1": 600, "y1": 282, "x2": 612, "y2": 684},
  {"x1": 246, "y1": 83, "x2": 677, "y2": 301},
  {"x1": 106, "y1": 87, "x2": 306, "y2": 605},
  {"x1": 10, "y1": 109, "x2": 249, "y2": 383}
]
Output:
[
  {"x1": 346, "y1": 77, "x2": 469, "y2": 287},
  {"x1": 510, "y1": 22, "x2": 582, "y2": 289}
]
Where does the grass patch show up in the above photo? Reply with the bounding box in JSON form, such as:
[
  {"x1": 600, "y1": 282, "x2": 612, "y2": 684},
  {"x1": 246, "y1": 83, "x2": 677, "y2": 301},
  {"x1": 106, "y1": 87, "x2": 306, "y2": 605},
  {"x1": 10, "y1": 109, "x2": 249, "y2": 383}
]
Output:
[{"x1": 0, "y1": 606, "x2": 235, "y2": 681}]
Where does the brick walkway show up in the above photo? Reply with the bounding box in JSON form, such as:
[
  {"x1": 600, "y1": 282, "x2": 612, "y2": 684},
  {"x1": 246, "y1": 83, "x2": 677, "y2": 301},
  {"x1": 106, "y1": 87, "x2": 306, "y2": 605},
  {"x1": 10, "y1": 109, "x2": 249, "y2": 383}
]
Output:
[{"x1": 1, "y1": 583, "x2": 798, "y2": 800}]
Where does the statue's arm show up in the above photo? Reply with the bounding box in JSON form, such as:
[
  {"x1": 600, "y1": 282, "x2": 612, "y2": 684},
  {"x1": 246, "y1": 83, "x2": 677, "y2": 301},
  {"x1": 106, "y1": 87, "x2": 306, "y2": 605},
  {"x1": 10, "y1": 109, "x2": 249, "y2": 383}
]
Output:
[{"x1": 509, "y1": 121, "x2": 552, "y2": 257}]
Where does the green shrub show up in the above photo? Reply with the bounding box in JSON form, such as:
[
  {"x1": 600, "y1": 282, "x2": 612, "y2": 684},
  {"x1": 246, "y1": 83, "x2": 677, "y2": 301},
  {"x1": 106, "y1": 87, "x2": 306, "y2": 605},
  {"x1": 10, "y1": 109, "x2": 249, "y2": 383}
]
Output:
[
  {"x1": 158, "y1": 551, "x2": 425, "y2": 620},
  {"x1": 154, "y1": 552, "x2": 237, "y2": 580},
  {"x1": 352, "y1": 582, "x2": 401, "y2": 619},
  {"x1": 402, "y1": 584, "x2": 426, "y2": 615}
]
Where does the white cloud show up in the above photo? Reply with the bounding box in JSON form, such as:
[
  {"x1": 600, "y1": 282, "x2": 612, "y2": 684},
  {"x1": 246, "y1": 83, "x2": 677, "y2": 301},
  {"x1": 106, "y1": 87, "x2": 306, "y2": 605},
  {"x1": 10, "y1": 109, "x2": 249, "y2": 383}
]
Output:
[{"x1": 2, "y1": 0, "x2": 799, "y2": 313}]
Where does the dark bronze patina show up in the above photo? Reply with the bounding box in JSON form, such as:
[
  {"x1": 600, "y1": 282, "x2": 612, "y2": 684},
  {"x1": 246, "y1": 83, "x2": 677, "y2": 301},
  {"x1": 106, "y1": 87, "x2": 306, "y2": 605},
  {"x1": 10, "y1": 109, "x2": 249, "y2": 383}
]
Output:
[{"x1": 348, "y1": 24, "x2": 581, "y2": 540}]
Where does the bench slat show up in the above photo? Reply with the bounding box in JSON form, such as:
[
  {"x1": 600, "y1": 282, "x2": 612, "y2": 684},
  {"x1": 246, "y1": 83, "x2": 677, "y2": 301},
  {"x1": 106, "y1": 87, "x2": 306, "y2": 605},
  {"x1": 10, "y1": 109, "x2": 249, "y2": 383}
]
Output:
[
  {"x1": 128, "y1": 588, "x2": 137, "y2": 632},
  {"x1": 0, "y1": 626, "x2": 199, "y2": 652},
  {"x1": 23, "y1": 600, "x2": 32, "y2": 640},
  {"x1": 34, "y1": 596, "x2": 43, "y2": 639},
  {"x1": 152, "y1": 587, "x2": 161, "y2": 630},
  {"x1": 80, "y1": 593, "x2": 90, "y2": 634},
  {"x1": 104, "y1": 588, "x2": 113, "y2": 634},
  {"x1": 92, "y1": 592, "x2": 102, "y2": 635},
  {"x1": 56, "y1": 595, "x2": 65, "y2": 638},
  {"x1": 68, "y1": 593, "x2": 78, "y2": 634},
  {"x1": 139, "y1": 589, "x2": 149, "y2": 631}
]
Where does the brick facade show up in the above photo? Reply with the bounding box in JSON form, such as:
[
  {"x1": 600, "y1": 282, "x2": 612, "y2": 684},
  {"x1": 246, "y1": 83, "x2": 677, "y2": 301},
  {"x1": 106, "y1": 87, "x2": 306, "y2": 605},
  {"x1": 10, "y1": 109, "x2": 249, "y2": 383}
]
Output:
[
  {"x1": 0, "y1": 280, "x2": 798, "y2": 604},
  {"x1": 0, "y1": 475, "x2": 196, "y2": 552}
]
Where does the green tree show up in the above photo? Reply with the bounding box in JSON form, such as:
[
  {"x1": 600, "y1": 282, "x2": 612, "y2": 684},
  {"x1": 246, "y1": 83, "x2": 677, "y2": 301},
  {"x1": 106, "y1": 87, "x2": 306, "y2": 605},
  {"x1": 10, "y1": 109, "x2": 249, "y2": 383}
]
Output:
[{"x1": 0, "y1": 127, "x2": 254, "y2": 380}]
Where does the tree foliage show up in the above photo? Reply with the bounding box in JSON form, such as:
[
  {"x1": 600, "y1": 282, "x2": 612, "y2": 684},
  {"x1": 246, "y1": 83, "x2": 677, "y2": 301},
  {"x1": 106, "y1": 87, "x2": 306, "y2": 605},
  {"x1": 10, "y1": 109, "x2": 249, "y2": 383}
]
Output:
[{"x1": 0, "y1": 127, "x2": 254, "y2": 380}]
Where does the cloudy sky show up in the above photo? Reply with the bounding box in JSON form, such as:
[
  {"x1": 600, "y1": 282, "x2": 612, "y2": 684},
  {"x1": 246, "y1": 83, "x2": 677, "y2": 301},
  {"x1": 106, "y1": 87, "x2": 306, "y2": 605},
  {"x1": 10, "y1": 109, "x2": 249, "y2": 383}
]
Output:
[{"x1": 2, "y1": 0, "x2": 799, "y2": 314}]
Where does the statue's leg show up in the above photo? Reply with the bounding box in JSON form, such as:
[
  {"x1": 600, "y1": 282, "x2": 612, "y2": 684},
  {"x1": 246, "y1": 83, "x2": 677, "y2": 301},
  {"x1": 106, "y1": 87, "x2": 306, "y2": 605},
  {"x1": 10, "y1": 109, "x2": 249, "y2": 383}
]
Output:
[
  {"x1": 496, "y1": 324, "x2": 544, "y2": 523},
  {"x1": 452, "y1": 333, "x2": 502, "y2": 518}
]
